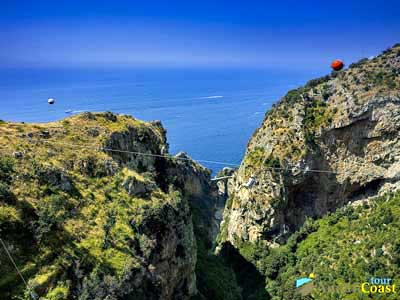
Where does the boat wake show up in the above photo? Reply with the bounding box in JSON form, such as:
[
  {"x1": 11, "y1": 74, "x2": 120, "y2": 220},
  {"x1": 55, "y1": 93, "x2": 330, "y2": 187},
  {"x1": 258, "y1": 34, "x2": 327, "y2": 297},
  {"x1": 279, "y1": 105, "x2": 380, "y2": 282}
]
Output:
[{"x1": 199, "y1": 95, "x2": 224, "y2": 99}]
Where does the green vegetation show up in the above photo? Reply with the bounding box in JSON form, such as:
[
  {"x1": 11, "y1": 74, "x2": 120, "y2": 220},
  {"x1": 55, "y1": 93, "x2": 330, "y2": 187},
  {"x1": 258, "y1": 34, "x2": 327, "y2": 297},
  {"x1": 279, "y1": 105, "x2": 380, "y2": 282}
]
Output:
[
  {"x1": 245, "y1": 147, "x2": 280, "y2": 171},
  {"x1": 305, "y1": 75, "x2": 331, "y2": 89},
  {"x1": 302, "y1": 98, "x2": 334, "y2": 148},
  {"x1": 365, "y1": 70, "x2": 397, "y2": 90},
  {"x1": 349, "y1": 58, "x2": 369, "y2": 69},
  {"x1": 2, "y1": 44, "x2": 400, "y2": 299},
  {"x1": 194, "y1": 237, "x2": 242, "y2": 300},
  {"x1": 282, "y1": 74, "x2": 331, "y2": 105},
  {"x1": 0, "y1": 157, "x2": 15, "y2": 203},
  {"x1": 0, "y1": 156, "x2": 14, "y2": 183},
  {"x1": 193, "y1": 184, "x2": 268, "y2": 300},
  {"x1": 245, "y1": 147, "x2": 266, "y2": 167},
  {"x1": 227, "y1": 44, "x2": 400, "y2": 300},
  {"x1": 234, "y1": 239, "x2": 269, "y2": 265},
  {"x1": 284, "y1": 87, "x2": 306, "y2": 104},
  {"x1": 252, "y1": 192, "x2": 400, "y2": 300},
  {"x1": 264, "y1": 156, "x2": 281, "y2": 169},
  {"x1": 0, "y1": 114, "x2": 189, "y2": 299},
  {"x1": 191, "y1": 196, "x2": 242, "y2": 300},
  {"x1": 195, "y1": 237, "x2": 270, "y2": 300},
  {"x1": 303, "y1": 99, "x2": 333, "y2": 130}
]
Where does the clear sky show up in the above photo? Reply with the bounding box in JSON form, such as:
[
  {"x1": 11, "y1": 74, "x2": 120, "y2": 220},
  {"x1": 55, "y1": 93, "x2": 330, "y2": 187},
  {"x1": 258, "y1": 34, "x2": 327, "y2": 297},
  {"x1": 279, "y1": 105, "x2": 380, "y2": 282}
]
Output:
[{"x1": 1, "y1": 0, "x2": 399, "y2": 69}]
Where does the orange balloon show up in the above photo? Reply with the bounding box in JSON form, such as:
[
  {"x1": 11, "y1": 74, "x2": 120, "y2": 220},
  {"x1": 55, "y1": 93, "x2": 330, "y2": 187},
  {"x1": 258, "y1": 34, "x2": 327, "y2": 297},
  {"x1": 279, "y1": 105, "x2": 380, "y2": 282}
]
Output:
[{"x1": 331, "y1": 59, "x2": 344, "y2": 71}]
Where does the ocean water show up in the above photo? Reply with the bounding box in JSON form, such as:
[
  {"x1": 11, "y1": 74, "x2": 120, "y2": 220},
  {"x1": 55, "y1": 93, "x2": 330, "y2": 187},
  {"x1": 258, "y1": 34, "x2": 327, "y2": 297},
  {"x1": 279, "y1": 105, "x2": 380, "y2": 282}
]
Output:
[{"x1": 0, "y1": 68, "x2": 323, "y2": 172}]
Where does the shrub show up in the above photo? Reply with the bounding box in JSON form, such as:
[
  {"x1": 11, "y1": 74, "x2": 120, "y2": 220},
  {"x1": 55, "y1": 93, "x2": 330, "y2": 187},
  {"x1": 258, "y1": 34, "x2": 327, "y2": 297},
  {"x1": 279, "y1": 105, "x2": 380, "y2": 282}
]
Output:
[
  {"x1": 305, "y1": 75, "x2": 330, "y2": 89},
  {"x1": 264, "y1": 156, "x2": 281, "y2": 169},
  {"x1": 349, "y1": 58, "x2": 369, "y2": 69},
  {"x1": 258, "y1": 191, "x2": 400, "y2": 299},
  {"x1": 0, "y1": 182, "x2": 14, "y2": 203},
  {"x1": 263, "y1": 247, "x2": 292, "y2": 279},
  {"x1": 246, "y1": 147, "x2": 266, "y2": 166},
  {"x1": 284, "y1": 88, "x2": 305, "y2": 104},
  {"x1": 0, "y1": 156, "x2": 14, "y2": 184},
  {"x1": 33, "y1": 194, "x2": 73, "y2": 241}
]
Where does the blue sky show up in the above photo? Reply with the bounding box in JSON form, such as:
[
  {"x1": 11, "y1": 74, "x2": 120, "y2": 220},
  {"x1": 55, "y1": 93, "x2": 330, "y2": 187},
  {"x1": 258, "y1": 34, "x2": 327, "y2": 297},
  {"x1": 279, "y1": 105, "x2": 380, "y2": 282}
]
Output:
[{"x1": 1, "y1": 0, "x2": 399, "y2": 69}]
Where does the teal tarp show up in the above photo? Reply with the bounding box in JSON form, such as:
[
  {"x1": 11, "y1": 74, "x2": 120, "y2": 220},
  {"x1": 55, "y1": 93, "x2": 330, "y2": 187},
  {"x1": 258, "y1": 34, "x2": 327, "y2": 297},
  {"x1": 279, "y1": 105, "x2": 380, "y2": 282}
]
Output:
[{"x1": 296, "y1": 278, "x2": 312, "y2": 288}]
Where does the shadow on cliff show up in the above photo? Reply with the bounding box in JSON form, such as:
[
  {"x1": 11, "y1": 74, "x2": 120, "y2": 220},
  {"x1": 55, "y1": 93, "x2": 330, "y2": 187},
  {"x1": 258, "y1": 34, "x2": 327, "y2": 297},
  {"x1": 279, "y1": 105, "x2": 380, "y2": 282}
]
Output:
[
  {"x1": 220, "y1": 242, "x2": 270, "y2": 300},
  {"x1": 193, "y1": 239, "x2": 269, "y2": 300}
]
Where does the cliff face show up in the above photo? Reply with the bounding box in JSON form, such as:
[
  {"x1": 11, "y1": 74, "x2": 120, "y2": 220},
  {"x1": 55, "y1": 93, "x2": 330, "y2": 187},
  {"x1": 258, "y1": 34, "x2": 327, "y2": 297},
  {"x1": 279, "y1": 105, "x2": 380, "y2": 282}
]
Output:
[
  {"x1": 219, "y1": 44, "x2": 400, "y2": 249},
  {"x1": 2, "y1": 44, "x2": 400, "y2": 300},
  {"x1": 0, "y1": 112, "x2": 216, "y2": 300}
]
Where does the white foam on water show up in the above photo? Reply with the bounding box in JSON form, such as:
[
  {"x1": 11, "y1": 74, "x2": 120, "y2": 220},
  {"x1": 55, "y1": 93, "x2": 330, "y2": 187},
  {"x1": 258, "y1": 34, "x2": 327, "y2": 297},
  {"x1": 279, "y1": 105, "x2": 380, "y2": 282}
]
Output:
[{"x1": 199, "y1": 95, "x2": 224, "y2": 99}]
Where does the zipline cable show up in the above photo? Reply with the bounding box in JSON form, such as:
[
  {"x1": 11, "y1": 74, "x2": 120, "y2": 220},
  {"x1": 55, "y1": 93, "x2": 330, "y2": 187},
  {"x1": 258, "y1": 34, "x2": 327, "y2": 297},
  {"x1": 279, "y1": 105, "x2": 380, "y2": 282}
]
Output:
[
  {"x1": 31, "y1": 139, "x2": 241, "y2": 167},
  {"x1": 25, "y1": 138, "x2": 370, "y2": 176},
  {"x1": 0, "y1": 134, "x2": 384, "y2": 177},
  {"x1": 0, "y1": 236, "x2": 28, "y2": 288}
]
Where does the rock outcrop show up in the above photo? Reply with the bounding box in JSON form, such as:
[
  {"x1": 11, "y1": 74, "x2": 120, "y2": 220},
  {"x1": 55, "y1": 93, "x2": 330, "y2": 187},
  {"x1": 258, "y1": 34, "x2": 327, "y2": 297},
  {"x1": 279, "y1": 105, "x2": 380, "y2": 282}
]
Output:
[
  {"x1": 219, "y1": 44, "x2": 400, "y2": 249},
  {"x1": 2, "y1": 44, "x2": 400, "y2": 300},
  {"x1": 0, "y1": 113, "x2": 215, "y2": 300}
]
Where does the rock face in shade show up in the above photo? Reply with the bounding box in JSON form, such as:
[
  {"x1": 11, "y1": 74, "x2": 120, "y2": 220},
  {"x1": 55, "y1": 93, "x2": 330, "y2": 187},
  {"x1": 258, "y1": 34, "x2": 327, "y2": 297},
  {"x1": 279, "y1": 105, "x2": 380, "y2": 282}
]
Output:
[
  {"x1": 219, "y1": 44, "x2": 400, "y2": 249},
  {"x1": 0, "y1": 112, "x2": 218, "y2": 300}
]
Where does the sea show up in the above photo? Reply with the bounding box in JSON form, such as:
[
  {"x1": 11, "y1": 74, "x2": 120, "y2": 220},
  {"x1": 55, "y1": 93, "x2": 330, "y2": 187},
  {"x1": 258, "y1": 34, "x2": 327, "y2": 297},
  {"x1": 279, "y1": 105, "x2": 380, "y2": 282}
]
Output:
[{"x1": 0, "y1": 67, "x2": 324, "y2": 172}]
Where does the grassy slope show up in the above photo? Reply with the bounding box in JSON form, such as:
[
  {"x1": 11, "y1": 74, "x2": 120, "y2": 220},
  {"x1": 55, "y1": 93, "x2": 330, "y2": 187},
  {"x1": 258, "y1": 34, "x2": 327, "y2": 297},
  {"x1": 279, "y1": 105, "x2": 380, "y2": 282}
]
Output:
[{"x1": 0, "y1": 113, "x2": 182, "y2": 299}]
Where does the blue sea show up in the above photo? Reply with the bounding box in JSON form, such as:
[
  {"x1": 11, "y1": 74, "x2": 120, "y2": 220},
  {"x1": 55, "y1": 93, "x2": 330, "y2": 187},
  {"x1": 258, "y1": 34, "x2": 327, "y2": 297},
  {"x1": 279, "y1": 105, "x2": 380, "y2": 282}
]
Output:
[{"x1": 0, "y1": 68, "x2": 323, "y2": 172}]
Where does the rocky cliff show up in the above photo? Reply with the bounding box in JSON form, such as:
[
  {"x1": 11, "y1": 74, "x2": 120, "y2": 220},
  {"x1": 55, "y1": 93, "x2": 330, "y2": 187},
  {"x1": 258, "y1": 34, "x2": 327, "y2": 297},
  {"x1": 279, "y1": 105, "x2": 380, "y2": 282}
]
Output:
[
  {"x1": 2, "y1": 44, "x2": 400, "y2": 300},
  {"x1": 219, "y1": 44, "x2": 400, "y2": 251},
  {"x1": 0, "y1": 112, "x2": 218, "y2": 300}
]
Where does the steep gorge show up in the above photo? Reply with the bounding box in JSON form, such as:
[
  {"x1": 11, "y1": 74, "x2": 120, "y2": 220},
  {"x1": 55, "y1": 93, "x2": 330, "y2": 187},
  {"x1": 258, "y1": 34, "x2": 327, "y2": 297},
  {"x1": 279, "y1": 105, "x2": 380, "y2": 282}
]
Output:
[{"x1": 1, "y1": 43, "x2": 400, "y2": 300}]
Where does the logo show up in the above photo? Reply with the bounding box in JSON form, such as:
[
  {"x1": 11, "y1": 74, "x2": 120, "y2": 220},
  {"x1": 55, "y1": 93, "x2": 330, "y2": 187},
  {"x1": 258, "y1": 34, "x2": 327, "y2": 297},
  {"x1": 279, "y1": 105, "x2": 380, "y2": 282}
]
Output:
[
  {"x1": 361, "y1": 277, "x2": 396, "y2": 295},
  {"x1": 295, "y1": 273, "x2": 315, "y2": 296}
]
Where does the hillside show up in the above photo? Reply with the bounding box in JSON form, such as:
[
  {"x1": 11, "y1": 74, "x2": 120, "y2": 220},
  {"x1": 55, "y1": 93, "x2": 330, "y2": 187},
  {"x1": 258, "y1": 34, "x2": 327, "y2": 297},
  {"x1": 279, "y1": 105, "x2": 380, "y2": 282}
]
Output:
[
  {"x1": 218, "y1": 43, "x2": 400, "y2": 298},
  {"x1": 0, "y1": 112, "x2": 221, "y2": 300},
  {"x1": 230, "y1": 191, "x2": 400, "y2": 300},
  {"x1": 266, "y1": 192, "x2": 400, "y2": 300},
  {"x1": 1, "y1": 43, "x2": 400, "y2": 300}
]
